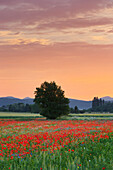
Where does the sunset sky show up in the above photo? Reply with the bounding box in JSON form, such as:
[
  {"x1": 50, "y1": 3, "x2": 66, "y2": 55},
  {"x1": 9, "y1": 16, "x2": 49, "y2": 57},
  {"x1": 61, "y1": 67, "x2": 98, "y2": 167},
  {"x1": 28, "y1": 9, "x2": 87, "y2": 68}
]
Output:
[{"x1": 1, "y1": 0, "x2": 113, "y2": 100}]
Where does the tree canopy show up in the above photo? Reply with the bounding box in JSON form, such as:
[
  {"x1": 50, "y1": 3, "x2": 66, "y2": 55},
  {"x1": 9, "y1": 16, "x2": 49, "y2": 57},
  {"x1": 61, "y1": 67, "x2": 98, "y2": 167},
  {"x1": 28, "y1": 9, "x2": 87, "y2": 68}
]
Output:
[{"x1": 34, "y1": 81, "x2": 69, "y2": 119}]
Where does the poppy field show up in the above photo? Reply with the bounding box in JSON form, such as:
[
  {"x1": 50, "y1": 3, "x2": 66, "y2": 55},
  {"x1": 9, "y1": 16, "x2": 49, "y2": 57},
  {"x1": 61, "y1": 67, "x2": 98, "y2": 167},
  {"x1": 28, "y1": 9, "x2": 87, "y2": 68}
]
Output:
[{"x1": 0, "y1": 119, "x2": 113, "y2": 170}]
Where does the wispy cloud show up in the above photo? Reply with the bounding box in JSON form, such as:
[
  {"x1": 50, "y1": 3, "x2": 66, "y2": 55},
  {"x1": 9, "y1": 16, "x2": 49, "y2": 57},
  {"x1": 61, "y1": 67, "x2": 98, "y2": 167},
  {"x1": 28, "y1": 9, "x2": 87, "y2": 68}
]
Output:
[
  {"x1": 0, "y1": 0, "x2": 113, "y2": 29},
  {"x1": 0, "y1": 0, "x2": 113, "y2": 46}
]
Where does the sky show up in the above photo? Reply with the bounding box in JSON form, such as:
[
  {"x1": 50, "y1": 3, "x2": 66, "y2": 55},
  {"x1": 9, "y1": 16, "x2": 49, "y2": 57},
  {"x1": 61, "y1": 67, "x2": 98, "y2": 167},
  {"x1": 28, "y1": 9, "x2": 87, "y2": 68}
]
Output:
[{"x1": 1, "y1": 0, "x2": 113, "y2": 100}]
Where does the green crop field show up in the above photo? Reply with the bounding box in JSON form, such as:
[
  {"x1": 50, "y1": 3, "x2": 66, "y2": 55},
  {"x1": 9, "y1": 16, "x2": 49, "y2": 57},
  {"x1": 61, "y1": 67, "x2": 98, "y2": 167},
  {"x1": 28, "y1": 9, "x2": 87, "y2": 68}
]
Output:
[
  {"x1": 0, "y1": 112, "x2": 44, "y2": 120},
  {"x1": 0, "y1": 112, "x2": 113, "y2": 120},
  {"x1": 68, "y1": 113, "x2": 113, "y2": 120},
  {"x1": 69, "y1": 113, "x2": 113, "y2": 116},
  {"x1": 0, "y1": 112, "x2": 40, "y2": 117}
]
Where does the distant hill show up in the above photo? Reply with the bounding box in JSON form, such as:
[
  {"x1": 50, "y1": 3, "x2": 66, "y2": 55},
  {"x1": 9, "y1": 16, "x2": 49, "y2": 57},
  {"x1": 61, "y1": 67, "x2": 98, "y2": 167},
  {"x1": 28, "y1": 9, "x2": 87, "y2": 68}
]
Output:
[
  {"x1": 101, "y1": 96, "x2": 113, "y2": 101},
  {"x1": 1, "y1": 96, "x2": 113, "y2": 110},
  {"x1": 69, "y1": 99, "x2": 92, "y2": 110},
  {"x1": 0, "y1": 96, "x2": 92, "y2": 110},
  {"x1": 23, "y1": 97, "x2": 33, "y2": 100},
  {"x1": 69, "y1": 96, "x2": 113, "y2": 109},
  {"x1": 0, "y1": 97, "x2": 34, "y2": 107}
]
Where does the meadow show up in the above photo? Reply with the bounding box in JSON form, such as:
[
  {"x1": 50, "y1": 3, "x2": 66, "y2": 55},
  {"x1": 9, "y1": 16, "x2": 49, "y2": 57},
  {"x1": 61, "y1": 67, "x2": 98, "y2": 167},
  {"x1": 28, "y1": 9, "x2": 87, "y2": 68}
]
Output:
[
  {"x1": 0, "y1": 118, "x2": 113, "y2": 170},
  {"x1": 0, "y1": 112, "x2": 42, "y2": 120},
  {"x1": 0, "y1": 112, "x2": 113, "y2": 120}
]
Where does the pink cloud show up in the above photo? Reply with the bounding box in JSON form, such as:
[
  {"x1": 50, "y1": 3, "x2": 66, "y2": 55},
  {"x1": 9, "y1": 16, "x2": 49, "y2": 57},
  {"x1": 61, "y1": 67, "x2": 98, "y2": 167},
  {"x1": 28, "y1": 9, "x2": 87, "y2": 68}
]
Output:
[
  {"x1": 91, "y1": 29, "x2": 106, "y2": 33},
  {"x1": 108, "y1": 29, "x2": 113, "y2": 33},
  {"x1": 37, "y1": 17, "x2": 113, "y2": 30},
  {"x1": 0, "y1": 0, "x2": 113, "y2": 31}
]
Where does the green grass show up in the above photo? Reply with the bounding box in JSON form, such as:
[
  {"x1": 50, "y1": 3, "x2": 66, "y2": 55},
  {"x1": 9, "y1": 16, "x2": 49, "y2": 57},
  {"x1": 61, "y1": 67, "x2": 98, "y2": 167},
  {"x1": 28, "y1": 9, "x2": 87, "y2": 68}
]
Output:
[
  {"x1": 0, "y1": 112, "x2": 40, "y2": 116},
  {"x1": 0, "y1": 112, "x2": 44, "y2": 120},
  {"x1": 61, "y1": 113, "x2": 113, "y2": 120},
  {"x1": 0, "y1": 112, "x2": 113, "y2": 120},
  {"x1": 69, "y1": 113, "x2": 113, "y2": 116}
]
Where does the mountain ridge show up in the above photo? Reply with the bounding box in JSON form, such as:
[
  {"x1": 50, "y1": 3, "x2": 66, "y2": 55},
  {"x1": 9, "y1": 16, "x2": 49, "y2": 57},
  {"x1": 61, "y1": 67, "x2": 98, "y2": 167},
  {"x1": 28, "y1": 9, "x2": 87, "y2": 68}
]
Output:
[
  {"x1": 0, "y1": 96, "x2": 113, "y2": 110},
  {"x1": 0, "y1": 96, "x2": 91, "y2": 109},
  {"x1": 101, "y1": 96, "x2": 113, "y2": 101}
]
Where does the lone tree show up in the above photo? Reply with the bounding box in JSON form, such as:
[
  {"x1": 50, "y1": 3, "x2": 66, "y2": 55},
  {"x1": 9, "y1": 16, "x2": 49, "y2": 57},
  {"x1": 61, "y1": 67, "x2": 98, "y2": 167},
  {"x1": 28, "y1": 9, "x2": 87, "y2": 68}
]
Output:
[
  {"x1": 34, "y1": 81, "x2": 69, "y2": 119},
  {"x1": 74, "y1": 106, "x2": 79, "y2": 113}
]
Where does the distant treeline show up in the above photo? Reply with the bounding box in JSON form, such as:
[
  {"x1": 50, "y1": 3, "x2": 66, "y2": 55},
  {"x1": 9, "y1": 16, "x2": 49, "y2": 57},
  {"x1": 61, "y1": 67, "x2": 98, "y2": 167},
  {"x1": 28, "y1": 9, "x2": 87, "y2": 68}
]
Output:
[
  {"x1": 91, "y1": 101, "x2": 113, "y2": 113},
  {"x1": 71, "y1": 97, "x2": 113, "y2": 113},
  {"x1": 0, "y1": 103, "x2": 40, "y2": 113},
  {"x1": 0, "y1": 103, "x2": 86, "y2": 114},
  {"x1": 1, "y1": 97, "x2": 113, "y2": 113},
  {"x1": 90, "y1": 97, "x2": 113, "y2": 113},
  {"x1": 70, "y1": 106, "x2": 86, "y2": 113}
]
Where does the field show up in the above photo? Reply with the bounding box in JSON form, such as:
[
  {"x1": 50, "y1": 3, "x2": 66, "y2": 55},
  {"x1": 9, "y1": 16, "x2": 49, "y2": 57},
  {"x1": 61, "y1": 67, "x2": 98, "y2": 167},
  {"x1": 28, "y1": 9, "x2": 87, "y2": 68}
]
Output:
[
  {"x1": 0, "y1": 112, "x2": 43, "y2": 120},
  {"x1": 0, "y1": 118, "x2": 113, "y2": 170},
  {"x1": 68, "y1": 113, "x2": 113, "y2": 120},
  {"x1": 0, "y1": 112, "x2": 113, "y2": 120}
]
